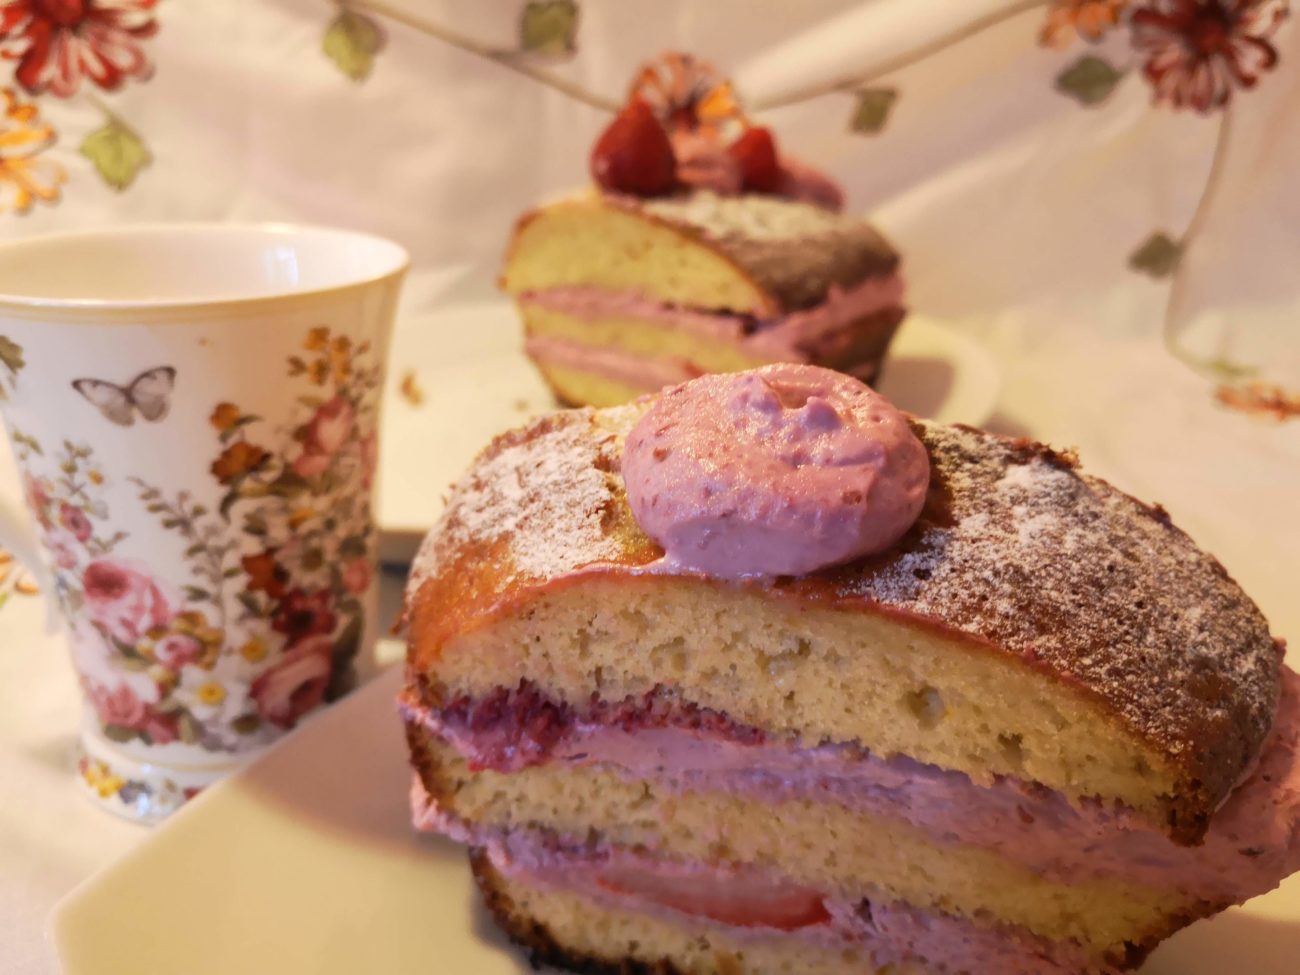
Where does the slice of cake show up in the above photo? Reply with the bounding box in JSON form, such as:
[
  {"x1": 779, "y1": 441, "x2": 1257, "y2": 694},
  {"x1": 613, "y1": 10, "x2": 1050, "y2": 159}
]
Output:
[
  {"x1": 500, "y1": 53, "x2": 905, "y2": 408},
  {"x1": 401, "y1": 364, "x2": 1300, "y2": 974}
]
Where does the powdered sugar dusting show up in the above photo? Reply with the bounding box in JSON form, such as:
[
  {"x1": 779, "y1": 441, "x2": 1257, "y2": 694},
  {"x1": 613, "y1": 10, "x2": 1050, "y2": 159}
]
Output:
[
  {"x1": 408, "y1": 409, "x2": 1281, "y2": 827},
  {"x1": 643, "y1": 192, "x2": 855, "y2": 242},
  {"x1": 828, "y1": 421, "x2": 1279, "y2": 819},
  {"x1": 626, "y1": 191, "x2": 899, "y2": 311},
  {"x1": 407, "y1": 406, "x2": 644, "y2": 601}
]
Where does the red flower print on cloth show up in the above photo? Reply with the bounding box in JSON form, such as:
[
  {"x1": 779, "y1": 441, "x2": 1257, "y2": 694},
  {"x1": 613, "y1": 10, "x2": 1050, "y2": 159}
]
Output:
[
  {"x1": 0, "y1": 87, "x2": 63, "y2": 213},
  {"x1": 250, "y1": 635, "x2": 333, "y2": 730},
  {"x1": 1130, "y1": 0, "x2": 1290, "y2": 112},
  {"x1": 82, "y1": 558, "x2": 172, "y2": 646},
  {"x1": 1042, "y1": 0, "x2": 1129, "y2": 46},
  {"x1": 271, "y1": 588, "x2": 337, "y2": 647},
  {"x1": 0, "y1": 0, "x2": 159, "y2": 98},
  {"x1": 291, "y1": 395, "x2": 355, "y2": 479}
]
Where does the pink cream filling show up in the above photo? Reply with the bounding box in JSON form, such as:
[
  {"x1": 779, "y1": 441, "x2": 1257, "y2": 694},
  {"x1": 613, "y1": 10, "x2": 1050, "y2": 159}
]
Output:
[
  {"x1": 404, "y1": 666, "x2": 1300, "y2": 904},
  {"x1": 411, "y1": 778, "x2": 1104, "y2": 975},
  {"x1": 523, "y1": 335, "x2": 699, "y2": 391},
  {"x1": 518, "y1": 273, "x2": 904, "y2": 392}
]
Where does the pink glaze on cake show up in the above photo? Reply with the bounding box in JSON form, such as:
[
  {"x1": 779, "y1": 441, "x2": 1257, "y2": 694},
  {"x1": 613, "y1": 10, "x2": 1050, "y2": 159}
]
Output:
[
  {"x1": 621, "y1": 365, "x2": 930, "y2": 577},
  {"x1": 745, "y1": 275, "x2": 905, "y2": 360},
  {"x1": 402, "y1": 666, "x2": 1300, "y2": 903}
]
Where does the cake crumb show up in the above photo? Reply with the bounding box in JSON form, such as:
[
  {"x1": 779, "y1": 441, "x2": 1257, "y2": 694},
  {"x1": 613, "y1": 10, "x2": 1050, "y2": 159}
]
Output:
[
  {"x1": 1215, "y1": 381, "x2": 1300, "y2": 422},
  {"x1": 400, "y1": 370, "x2": 425, "y2": 407}
]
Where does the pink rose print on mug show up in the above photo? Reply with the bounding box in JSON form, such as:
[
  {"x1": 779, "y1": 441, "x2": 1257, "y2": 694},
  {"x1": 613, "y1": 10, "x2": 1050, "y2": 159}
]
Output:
[
  {"x1": 291, "y1": 395, "x2": 354, "y2": 479},
  {"x1": 250, "y1": 634, "x2": 334, "y2": 730},
  {"x1": 59, "y1": 500, "x2": 93, "y2": 541},
  {"x1": 89, "y1": 682, "x2": 150, "y2": 728},
  {"x1": 0, "y1": 225, "x2": 404, "y2": 821},
  {"x1": 8, "y1": 324, "x2": 380, "y2": 765},
  {"x1": 82, "y1": 558, "x2": 173, "y2": 647}
]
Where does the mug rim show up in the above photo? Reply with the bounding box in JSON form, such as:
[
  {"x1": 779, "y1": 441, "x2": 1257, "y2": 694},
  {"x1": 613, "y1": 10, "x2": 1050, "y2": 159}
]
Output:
[{"x1": 0, "y1": 222, "x2": 411, "y2": 318}]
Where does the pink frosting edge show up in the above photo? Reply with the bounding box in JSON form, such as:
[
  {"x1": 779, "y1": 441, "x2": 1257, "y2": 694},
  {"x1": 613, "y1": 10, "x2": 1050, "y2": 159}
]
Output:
[
  {"x1": 520, "y1": 275, "x2": 904, "y2": 399},
  {"x1": 402, "y1": 665, "x2": 1300, "y2": 906}
]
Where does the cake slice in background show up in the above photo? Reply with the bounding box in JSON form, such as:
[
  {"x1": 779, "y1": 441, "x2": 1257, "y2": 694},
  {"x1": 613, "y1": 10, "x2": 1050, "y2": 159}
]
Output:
[
  {"x1": 401, "y1": 364, "x2": 1300, "y2": 974},
  {"x1": 500, "y1": 53, "x2": 906, "y2": 408}
]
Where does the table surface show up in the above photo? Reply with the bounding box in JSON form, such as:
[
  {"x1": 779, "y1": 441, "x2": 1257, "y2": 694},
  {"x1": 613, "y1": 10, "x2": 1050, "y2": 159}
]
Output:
[{"x1": 2, "y1": 314, "x2": 1298, "y2": 975}]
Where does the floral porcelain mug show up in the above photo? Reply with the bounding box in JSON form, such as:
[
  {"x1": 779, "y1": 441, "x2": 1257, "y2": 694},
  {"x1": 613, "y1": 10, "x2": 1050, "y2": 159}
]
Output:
[{"x1": 0, "y1": 225, "x2": 407, "y2": 821}]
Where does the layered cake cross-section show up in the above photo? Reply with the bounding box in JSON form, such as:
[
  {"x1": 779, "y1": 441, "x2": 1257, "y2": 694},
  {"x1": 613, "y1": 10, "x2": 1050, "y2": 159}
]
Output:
[
  {"x1": 501, "y1": 53, "x2": 906, "y2": 408},
  {"x1": 401, "y1": 364, "x2": 1300, "y2": 974}
]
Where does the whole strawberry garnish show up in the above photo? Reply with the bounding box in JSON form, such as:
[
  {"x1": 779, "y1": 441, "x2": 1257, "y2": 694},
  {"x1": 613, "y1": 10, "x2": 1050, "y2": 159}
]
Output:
[
  {"x1": 728, "y1": 126, "x2": 781, "y2": 193},
  {"x1": 591, "y1": 99, "x2": 677, "y2": 196}
]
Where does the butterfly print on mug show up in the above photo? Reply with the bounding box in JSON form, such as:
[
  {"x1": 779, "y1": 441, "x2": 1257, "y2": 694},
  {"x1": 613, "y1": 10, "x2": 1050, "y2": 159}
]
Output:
[{"x1": 72, "y1": 366, "x2": 177, "y2": 426}]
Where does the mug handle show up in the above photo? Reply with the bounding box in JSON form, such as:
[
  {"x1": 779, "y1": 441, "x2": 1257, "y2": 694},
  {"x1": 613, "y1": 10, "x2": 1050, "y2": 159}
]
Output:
[{"x1": 0, "y1": 498, "x2": 57, "y2": 630}]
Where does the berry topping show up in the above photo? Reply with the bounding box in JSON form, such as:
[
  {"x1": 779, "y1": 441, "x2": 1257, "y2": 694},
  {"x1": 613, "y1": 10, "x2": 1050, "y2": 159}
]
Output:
[
  {"x1": 728, "y1": 126, "x2": 782, "y2": 193},
  {"x1": 590, "y1": 99, "x2": 677, "y2": 196}
]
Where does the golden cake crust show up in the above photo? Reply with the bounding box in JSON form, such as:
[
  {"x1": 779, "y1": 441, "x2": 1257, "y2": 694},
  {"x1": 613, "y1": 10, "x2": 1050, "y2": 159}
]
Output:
[
  {"x1": 627, "y1": 192, "x2": 900, "y2": 311},
  {"x1": 501, "y1": 191, "x2": 899, "y2": 316},
  {"x1": 404, "y1": 406, "x2": 1281, "y2": 843}
]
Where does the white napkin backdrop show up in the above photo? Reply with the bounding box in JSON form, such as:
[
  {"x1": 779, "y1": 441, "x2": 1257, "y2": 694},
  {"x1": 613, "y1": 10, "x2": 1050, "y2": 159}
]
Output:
[{"x1": 0, "y1": 0, "x2": 1293, "y2": 381}]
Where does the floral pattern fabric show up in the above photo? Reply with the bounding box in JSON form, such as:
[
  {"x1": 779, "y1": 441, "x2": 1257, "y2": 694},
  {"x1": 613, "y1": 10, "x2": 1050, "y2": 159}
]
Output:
[
  {"x1": 0, "y1": 85, "x2": 61, "y2": 212},
  {"x1": 0, "y1": 0, "x2": 158, "y2": 97},
  {"x1": 1131, "y1": 0, "x2": 1289, "y2": 111},
  {"x1": 0, "y1": 0, "x2": 158, "y2": 212}
]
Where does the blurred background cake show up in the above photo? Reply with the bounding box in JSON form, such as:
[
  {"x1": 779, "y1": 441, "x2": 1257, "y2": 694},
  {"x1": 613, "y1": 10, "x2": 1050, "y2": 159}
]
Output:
[{"x1": 500, "y1": 54, "x2": 905, "y2": 408}]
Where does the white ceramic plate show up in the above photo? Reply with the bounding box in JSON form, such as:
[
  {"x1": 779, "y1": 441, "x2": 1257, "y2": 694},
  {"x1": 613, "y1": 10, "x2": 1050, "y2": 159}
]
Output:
[
  {"x1": 375, "y1": 302, "x2": 1002, "y2": 561},
  {"x1": 49, "y1": 664, "x2": 1300, "y2": 975}
]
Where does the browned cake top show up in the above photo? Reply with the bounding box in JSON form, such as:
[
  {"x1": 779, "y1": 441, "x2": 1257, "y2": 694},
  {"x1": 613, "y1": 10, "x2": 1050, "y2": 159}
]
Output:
[
  {"x1": 618, "y1": 192, "x2": 900, "y2": 312},
  {"x1": 407, "y1": 406, "x2": 1281, "y2": 821}
]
